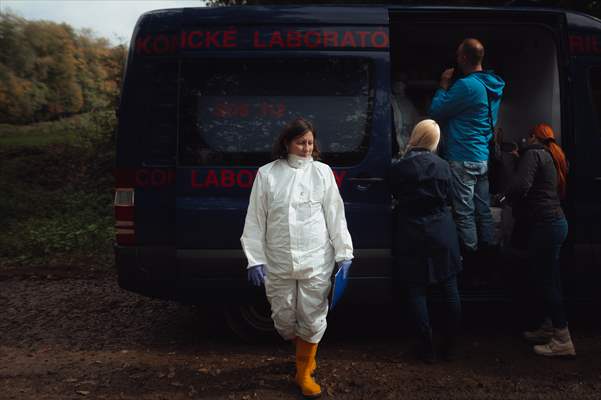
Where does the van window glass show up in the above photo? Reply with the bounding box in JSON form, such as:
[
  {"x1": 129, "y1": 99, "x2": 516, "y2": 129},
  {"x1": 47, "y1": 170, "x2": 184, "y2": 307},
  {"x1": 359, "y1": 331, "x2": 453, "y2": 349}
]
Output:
[
  {"x1": 591, "y1": 67, "x2": 601, "y2": 132},
  {"x1": 179, "y1": 58, "x2": 372, "y2": 166},
  {"x1": 130, "y1": 60, "x2": 178, "y2": 165}
]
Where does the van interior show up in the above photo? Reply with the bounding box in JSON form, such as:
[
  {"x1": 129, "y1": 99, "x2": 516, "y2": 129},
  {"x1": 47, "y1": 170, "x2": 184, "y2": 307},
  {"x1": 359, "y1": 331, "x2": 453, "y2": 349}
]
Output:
[
  {"x1": 389, "y1": 21, "x2": 563, "y2": 288},
  {"x1": 390, "y1": 22, "x2": 562, "y2": 152}
]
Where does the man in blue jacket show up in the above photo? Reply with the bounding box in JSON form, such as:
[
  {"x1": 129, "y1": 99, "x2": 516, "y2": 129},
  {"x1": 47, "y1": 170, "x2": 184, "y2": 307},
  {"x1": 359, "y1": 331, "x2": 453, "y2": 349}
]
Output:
[{"x1": 429, "y1": 38, "x2": 505, "y2": 253}]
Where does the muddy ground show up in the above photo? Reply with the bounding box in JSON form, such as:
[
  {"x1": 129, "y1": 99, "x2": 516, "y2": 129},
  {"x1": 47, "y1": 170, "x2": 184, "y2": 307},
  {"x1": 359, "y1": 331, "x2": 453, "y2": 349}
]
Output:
[{"x1": 1, "y1": 264, "x2": 600, "y2": 400}]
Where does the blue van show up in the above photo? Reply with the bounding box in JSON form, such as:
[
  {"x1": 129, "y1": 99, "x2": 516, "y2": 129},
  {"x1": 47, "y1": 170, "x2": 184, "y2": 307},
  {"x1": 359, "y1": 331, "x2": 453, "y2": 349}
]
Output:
[{"x1": 114, "y1": 5, "x2": 601, "y2": 338}]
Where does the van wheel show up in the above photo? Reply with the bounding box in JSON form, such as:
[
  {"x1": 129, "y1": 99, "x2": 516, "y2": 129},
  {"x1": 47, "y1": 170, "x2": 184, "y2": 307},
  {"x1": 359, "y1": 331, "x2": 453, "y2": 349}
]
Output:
[{"x1": 223, "y1": 299, "x2": 278, "y2": 343}]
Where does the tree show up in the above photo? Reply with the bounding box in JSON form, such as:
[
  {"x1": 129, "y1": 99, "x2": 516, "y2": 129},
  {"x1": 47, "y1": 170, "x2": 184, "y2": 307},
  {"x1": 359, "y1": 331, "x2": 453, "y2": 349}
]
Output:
[{"x1": 0, "y1": 11, "x2": 126, "y2": 123}]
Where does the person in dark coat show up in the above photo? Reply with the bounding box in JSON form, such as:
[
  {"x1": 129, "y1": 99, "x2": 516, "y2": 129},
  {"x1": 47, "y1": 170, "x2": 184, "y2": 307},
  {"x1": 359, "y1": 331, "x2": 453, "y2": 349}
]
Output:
[
  {"x1": 507, "y1": 123, "x2": 575, "y2": 357},
  {"x1": 389, "y1": 119, "x2": 463, "y2": 363}
]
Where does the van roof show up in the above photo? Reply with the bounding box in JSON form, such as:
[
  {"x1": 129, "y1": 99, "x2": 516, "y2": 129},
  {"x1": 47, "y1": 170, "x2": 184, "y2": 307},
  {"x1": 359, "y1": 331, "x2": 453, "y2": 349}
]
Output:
[{"x1": 136, "y1": 5, "x2": 601, "y2": 32}]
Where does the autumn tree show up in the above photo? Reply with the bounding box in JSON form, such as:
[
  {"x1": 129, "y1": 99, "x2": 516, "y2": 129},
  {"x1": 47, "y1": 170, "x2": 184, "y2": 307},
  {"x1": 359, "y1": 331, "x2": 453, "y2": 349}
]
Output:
[{"x1": 0, "y1": 11, "x2": 126, "y2": 124}]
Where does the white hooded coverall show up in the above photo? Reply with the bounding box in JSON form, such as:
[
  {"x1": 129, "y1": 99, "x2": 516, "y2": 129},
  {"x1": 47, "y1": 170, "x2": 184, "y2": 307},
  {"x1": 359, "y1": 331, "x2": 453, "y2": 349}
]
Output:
[{"x1": 241, "y1": 154, "x2": 353, "y2": 343}]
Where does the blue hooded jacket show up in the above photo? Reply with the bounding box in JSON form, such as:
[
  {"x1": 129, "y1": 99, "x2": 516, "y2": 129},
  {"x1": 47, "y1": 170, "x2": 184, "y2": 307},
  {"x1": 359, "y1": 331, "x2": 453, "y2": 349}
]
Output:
[{"x1": 429, "y1": 71, "x2": 505, "y2": 162}]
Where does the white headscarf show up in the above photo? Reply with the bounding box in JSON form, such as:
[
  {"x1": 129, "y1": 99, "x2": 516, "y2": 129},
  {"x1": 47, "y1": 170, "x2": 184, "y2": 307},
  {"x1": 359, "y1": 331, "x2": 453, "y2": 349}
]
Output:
[{"x1": 406, "y1": 119, "x2": 440, "y2": 153}]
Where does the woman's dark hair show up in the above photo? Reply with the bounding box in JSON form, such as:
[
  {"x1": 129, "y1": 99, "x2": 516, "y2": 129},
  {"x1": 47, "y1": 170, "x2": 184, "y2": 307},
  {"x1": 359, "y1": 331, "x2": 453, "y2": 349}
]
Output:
[{"x1": 272, "y1": 117, "x2": 321, "y2": 159}]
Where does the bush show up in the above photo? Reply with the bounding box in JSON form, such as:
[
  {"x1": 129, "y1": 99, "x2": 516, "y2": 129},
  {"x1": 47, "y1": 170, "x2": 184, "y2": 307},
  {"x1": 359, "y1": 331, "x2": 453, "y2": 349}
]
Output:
[{"x1": 0, "y1": 111, "x2": 116, "y2": 268}]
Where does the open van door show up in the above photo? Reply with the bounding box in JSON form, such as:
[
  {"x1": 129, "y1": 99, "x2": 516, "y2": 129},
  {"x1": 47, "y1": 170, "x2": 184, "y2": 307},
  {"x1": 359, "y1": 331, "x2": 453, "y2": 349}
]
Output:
[{"x1": 567, "y1": 16, "x2": 601, "y2": 303}]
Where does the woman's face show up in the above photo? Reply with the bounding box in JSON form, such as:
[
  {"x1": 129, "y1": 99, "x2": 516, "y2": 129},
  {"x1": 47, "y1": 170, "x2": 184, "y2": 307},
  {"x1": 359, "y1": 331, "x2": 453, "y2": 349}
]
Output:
[{"x1": 288, "y1": 131, "x2": 314, "y2": 158}]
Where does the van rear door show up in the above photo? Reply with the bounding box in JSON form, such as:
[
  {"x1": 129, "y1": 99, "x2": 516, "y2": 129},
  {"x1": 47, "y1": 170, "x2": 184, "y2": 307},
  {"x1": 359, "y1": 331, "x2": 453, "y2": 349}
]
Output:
[{"x1": 567, "y1": 18, "x2": 601, "y2": 301}]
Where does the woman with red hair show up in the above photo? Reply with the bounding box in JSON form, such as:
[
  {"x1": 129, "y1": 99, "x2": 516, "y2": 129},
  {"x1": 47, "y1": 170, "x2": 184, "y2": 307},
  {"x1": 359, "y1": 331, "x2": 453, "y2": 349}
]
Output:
[{"x1": 508, "y1": 123, "x2": 574, "y2": 357}]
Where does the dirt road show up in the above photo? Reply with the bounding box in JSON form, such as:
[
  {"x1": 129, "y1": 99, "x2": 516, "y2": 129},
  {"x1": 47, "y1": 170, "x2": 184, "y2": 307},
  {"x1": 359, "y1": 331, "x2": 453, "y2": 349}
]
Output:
[{"x1": 1, "y1": 265, "x2": 600, "y2": 399}]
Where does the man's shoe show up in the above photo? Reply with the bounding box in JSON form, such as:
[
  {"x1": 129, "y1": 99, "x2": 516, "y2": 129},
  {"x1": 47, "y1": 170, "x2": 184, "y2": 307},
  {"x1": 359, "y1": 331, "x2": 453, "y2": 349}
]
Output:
[
  {"x1": 439, "y1": 337, "x2": 460, "y2": 362},
  {"x1": 533, "y1": 328, "x2": 576, "y2": 357},
  {"x1": 414, "y1": 330, "x2": 436, "y2": 364},
  {"x1": 523, "y1": 319, "x2": 554, "y2": 344}
]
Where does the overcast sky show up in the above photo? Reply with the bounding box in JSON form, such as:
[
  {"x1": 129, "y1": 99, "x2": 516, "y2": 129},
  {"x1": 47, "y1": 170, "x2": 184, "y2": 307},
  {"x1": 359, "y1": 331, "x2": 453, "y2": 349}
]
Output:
[{"x1": 2, "y1": 0, "x2": 206, "y2": 45}]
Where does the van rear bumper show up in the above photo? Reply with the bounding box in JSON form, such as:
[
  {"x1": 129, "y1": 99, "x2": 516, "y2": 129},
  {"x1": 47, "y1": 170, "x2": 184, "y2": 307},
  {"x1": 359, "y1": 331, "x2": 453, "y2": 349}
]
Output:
[{"x1": 114, "y1": 245, "x2": 396, "y2": 304}]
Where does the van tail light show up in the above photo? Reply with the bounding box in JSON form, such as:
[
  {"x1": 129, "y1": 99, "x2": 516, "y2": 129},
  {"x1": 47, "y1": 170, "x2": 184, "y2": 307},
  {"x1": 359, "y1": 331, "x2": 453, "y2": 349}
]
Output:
[{"x1": 114, "y1": 188, "x2": 135, "y2": 245}]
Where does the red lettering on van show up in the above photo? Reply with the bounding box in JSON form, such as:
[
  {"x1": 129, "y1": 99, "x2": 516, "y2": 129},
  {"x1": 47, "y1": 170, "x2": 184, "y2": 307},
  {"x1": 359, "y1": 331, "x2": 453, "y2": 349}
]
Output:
[
  {"x1": 237, "y1": 170, "x2": 256, "y2": 188},
  {"x1": 371, "y1": 31, "x2": 389, "y2": 48},
  {"x1": 340, "y1": 31, "x2": 357, "y2": 48},
  {"x1": 569, "y1": 34, "x2": 601, "y2": 55},
  {"x1": 221, "y1": 170, "x2": 236, "y2": 188},
  {"x1": 259, "y1": 102, "x2": 286, "y2": 118},
  {"x1": 153, "y1": 34, "x2": 171, "y2": 54},
  {"x1": 135, "y1": 169, "x2": 150, "y2": 186},
  {"x1": 137, "y1": 29, "x2": 389, "y2": 54},
  {"x1": 332, "y1": 170, "x2": 347, "y2": 188},
  {"x1": 204, "y1": 170, "x2": 219, "y2": 187},
  {"x1": 134, "y1": 168, "x2": 175, "y2": 188},
  {"x1": 593, "y1": 36, "x2": 601, "y2": 54},
  {"x1": 223, "y1": 29, "x2": 237, "y2": 48},
  {"x1": 135, "y1": 36, "x2": 152, "y2": 54},
  {"x1": 191, "y1": 169, "x2": 258, "y2": 189},
  {"x1": 356, "y1": 31, "x2": 369, "y2": 47},
  {"x1": 205, "y1": 31, "x2": 221, "y2": 47},
  {"x1": 150, "y1": 169, "x2": 168, "y2": 186},
  {"x1": 570, "y1": 35, "x2": 584, "y2": 53},
  {"x1": 287, "y1": 31, "x2": 302, "y2": 48},
  {"x1": 187, "y1": 31, "x2": 203, "y2": 49},
  {"x1": 305, "y1": 31, "x2": 321, "y2": 48},
  {"x1": 323, "y1": 31, "x2": 338, "y2": 47},
  {"x1": 269, "y1": 31, "x2": 285, "y2": 48},
  {"x1": 253, "y1": 31, "x2": 267, "y2": 48}
]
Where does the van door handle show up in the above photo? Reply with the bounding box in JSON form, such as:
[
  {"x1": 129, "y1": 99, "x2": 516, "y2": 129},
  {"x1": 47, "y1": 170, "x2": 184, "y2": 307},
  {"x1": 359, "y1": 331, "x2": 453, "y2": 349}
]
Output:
[
  {"x1": 348, "y1": 177, "x2": 384, "y2": 192},
  {"x1": 347, "y1": 177, "x2": 385, "y2": 183}
]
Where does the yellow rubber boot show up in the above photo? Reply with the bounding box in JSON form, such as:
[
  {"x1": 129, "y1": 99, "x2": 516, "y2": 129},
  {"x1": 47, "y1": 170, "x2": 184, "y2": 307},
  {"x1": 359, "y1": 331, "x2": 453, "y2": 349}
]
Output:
[
  {"x1": 295, "y1": 338, "x2": 322, "y2": 398},
  {"x1": 292, "y1": 338, "x2": 316, "y2": 377}
]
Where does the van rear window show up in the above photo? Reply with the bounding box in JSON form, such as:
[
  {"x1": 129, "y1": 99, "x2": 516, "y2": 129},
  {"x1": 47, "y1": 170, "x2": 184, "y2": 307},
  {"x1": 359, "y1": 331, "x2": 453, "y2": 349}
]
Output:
[
  {"x1": 178, "y1": 58, "x2": 372, "y2": 166},
  {"x1": 125, "y1": 60, "x2": 178, "y2": 165}
]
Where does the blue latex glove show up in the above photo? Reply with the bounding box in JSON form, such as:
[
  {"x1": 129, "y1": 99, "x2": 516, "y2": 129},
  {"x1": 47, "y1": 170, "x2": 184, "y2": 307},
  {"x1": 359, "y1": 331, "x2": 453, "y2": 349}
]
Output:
[
  {"x1": 248, "y1": 264, "x2": 266, "y2": 287},
  {"x1": 337, "y1": 260, "x2": 352, "y2": 279}
]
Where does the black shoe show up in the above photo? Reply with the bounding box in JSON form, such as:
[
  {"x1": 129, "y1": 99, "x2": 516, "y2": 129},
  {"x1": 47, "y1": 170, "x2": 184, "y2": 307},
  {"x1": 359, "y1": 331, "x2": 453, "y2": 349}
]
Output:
[
  {"x1": 414, "y1": 330, "x2": 436, "y2": 364},
  {"x1": 439, "y1": 337, "x2": 460, "y2": 362}
]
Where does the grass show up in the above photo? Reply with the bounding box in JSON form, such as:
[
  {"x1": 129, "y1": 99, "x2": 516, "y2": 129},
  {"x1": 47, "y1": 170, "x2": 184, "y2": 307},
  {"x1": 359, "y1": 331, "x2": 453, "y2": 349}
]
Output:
[
  {"x1": 0, "y1": 116, "x2": 89, "y2": 147},
  {"x1": 0, "y1": 112, "x2": 116, "y2": 268}
]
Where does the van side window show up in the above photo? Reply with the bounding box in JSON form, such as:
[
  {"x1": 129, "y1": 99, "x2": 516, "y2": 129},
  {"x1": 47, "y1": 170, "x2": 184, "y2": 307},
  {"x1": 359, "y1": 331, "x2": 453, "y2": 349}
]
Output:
[
  {"x1": 590, "y1": 67, "x2": 601, "y2": 132},
  {"x1": 130, "y1": 61, "x2": 178, "y2": 165},
  {"x1": 178, "y1": 58, "x2": 373, "y2": 167}
]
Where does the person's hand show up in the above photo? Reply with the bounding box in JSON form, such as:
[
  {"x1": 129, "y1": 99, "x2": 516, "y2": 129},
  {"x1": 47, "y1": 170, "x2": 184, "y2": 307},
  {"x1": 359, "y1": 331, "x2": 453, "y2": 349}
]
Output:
[
  {"x1": 440, "y1": 68, "x2": 455, "y2": 90},
  {"x1": 247, "y1": 264, "x2": 266, "y2": 287},
  {"x1": 337, "y1": 260, "x2": 352, "y2": 279}
]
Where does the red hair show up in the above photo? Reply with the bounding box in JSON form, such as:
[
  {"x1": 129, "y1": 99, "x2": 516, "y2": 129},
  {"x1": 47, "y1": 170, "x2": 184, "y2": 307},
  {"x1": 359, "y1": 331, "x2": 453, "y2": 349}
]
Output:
[{"x1": 531, "y1": 123, "x2": 568, "y2": 198}]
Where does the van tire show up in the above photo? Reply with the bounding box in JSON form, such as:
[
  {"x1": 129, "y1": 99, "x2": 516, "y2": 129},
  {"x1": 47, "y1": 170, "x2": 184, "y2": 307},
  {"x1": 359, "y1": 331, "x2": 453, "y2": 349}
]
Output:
[{"x1": 223, "y1": 299, "x2": 278, "y2": 343}]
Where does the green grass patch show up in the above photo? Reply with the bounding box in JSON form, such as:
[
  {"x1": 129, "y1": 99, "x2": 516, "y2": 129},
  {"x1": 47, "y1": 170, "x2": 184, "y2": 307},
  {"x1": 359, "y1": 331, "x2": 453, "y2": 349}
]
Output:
[{"x1": 0, "y1": 111, "x2": 116, "y2": 268}]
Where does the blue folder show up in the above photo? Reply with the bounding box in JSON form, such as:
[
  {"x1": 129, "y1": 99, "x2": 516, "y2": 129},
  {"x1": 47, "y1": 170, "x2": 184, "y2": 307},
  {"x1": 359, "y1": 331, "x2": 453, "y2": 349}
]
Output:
[{"x1": 329, "y1": 265, "x2": 348, "y2": 311}]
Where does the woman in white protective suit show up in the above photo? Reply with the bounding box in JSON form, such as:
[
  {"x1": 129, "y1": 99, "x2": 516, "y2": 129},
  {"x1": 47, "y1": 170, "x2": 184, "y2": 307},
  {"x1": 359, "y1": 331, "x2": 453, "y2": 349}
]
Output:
[{"x1": 241, "y1": 117, "x2": 353, "y2": 398}]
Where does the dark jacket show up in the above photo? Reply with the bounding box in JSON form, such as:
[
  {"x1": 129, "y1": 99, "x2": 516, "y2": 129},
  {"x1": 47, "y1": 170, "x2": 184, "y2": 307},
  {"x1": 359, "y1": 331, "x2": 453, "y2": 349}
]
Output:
[
  {"x1": 389, "y1": 148, "x2": 462, "y2": 285},
  {"x1": 508, "y1": 144, "x2": 565, "y2": 224}
]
